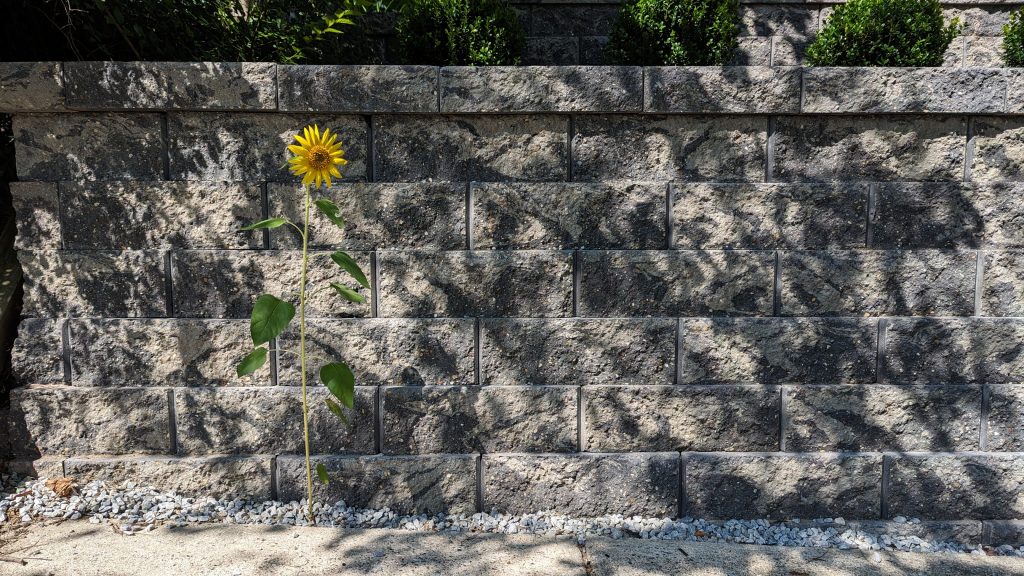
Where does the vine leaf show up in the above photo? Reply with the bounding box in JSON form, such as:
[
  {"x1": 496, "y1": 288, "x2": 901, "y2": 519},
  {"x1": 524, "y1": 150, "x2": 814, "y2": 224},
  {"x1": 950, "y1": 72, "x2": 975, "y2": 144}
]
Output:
[
  {"x1": 240, "y1": 218, "x2": 287, "y2": 231},
  {"x1": 236, "y1": 347, "x2": 268, "y2": 377},
  {"x1": 250, "y1": 294, "x2": 295, "y2": 345},
  {"x1": 316, "y1": 462, "x2": 329, "y2": 485},
  {"x1": 324, "y1": 397, "x2": 349, "y2": 424},
  {"x1": 330, "y1": 250, "x2": 370, "y2": 289},
  {"x1": 319, "y1": 362, "x2": 355, "y2": 408},
  {"x1": 330, "y1": 282, "x2": 366, "y2": 303},
  {"x1": 314, "y1": 198, "x2": 345, "y2": 229}
]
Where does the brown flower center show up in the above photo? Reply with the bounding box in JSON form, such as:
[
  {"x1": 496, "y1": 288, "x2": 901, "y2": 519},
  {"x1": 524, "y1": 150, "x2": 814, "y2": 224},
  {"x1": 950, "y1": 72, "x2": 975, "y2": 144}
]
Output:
[{"x1": 308, "y1": 146, "x2": 332, "y2": 171}]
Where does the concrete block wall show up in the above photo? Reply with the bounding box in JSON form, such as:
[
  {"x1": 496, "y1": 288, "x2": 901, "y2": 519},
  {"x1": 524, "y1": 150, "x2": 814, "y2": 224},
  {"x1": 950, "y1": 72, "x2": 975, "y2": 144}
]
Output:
[{"x1": 3, "y1": 62, "x2": 1024, "y2": 526}]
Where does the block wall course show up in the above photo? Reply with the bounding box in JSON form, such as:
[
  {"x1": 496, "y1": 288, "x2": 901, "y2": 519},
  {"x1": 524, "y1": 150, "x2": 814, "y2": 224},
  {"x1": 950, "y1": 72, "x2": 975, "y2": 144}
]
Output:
[
  {"x1": 0, "y1": 62, "x2": 64, "y2": 111},
  {"x1": 278, "y1": 65, "x2": 438, "y2": 113},
  {"x1": 64, "y1": 455, "x2": 274, "y2": 500},
  {"x1": 441, "y1": 66, "x2": 643, "y2": 113},
  {"x1": 888, "y1": 454, "x2": 1024, "y2": 520},
  {"x1": 988, "y1": 385, "x2": 1024, "y2": 452},
  {"x1": 11, "y1": 319, "x2": 65, "y2": 385},
  {"x1": 882, "y1": 318, "x2": 1024, "y2": 384},
  {"x1": 11, "y1": 182, "x2": 60, "y2": 250},
  {"x1": 644, "y1": 66, "x2": 801, "y2": 113},
  {"x1": 972, "y1": 118, "x2": 1024, "y2": 182}
]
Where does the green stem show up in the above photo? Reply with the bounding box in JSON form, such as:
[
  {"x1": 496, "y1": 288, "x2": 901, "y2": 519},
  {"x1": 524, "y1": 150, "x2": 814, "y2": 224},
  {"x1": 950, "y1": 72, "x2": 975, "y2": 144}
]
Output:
[{"x1": 299, "y1": 185, "x2": 314, "y2": 523}]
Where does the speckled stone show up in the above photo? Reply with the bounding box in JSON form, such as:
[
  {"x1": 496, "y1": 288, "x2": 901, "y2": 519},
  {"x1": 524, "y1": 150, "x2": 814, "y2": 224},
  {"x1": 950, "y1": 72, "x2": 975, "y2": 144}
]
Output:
[
  {"x1": 65, "y1": 455, "x2": 273, "y2": 499},
  {"x1": 645, "y1": 66, "x2": 800, "y2": 113},
  {"x1": 981, "y1": 251, "x2": 1024, "y2": 316},
  {"x1": 987, "y1": 384, "x2": 1024, "y2": 451},
  {"x1": 0, "y1": 62, "x2": 63, "y2": 111},
  {"x1": 442, "y1": 66, "x2": 641, "y2": 112},
  {"x1": 802, "y1": 68, "x2": 1007, "y2": 113},
  {"x1": 889, "y1": 454, "x2": 1024, "y2": 520},
  {"x1": 10, "y1": 319, "x2": 64, "y2": 385},
  {"x1": 279, "y1": 65, "x2": 438, "y2": 112},
  {"x1": 11, "y1": 182, "x2": 60, "y2": 250},
  {"x1": 882, "y1": 318, "x2": 1024, "y2": 384},
  {"x1": 973, "y1": 118, "x2": 1024, "y2": 182}
]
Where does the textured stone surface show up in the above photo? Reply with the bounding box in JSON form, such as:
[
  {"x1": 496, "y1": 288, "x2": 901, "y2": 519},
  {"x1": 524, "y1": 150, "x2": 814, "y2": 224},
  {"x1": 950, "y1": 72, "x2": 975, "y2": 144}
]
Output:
[
  {"x1": 771, "y1": 39, "x2": 809, "y2": 66},
  {"x1": 278, "y1": 454, "x2": 478, "y2": 514},
  {"x1": 982, "y1": 251, "x2": 1024, "y2": 316},
  {"x1": 277, "y1": 318, "x2": 475, "y2": 387},
  {"x1": 64, "y1": 61, "x2": 276, "y2": 110},
  {"x1": 573, "y1": 115, "x2": 767, "y2": 182},
  {"x1": 69, "y1": 319, "x2": 270, "y2": 387},
  {"x1": 171, "y1": 250, "x2": 371, "y2": 318},
  {"x1": 11, "y1": 319, "x2": 64, "y2": 385},
  {"x1": 779, "y1": 250, "x2": 976, "y2": 316},
  {"x1": 377, "y1": 250, "x2": 573, "y2": 318},
  {"x1": 740, "y1": 5, "x2": 818, "y2": 39},
  {"x1": 531, "y1": 5, "x2": 619, "y2": 36},
  {"x1": 731, "y1": 37, "x2": 772, "y2": 66},
  {"x1": 382, "y1": 386, "x2": 577, "y2": 454},
  {"x1": 965, "y1": 37, "x2": 1003, "y2": 67},
  {"x1": 11, "y1": 182, "x2": 60, "y2": 250},
  {"x1": 984, "y1": 520, "x2": 1024, "y2": 547},
  {"x1": 0, "y1": 62, "x2": 63, "y2": 111},
  {"x1": 174, "y1": 387, "x2": 375, "y2": 455},
  {"x1": 472, "y1": 182, "x2": 666, "y2": 249},
  {"x1": 9, "y1": 387, "x2": 171, "y2": 456},
  {"x1": 672, "y1": 183, "x2": 867, "y2": 249},
  {"x1": 686, "y1": 454, "x2": 881, "y2": 520},
  {"x1": 802, "y1": 68, "x2": 1007, "y2": 113},
  {"x1": 525, "y1": 37, "x2": 580, "y2": 65},
  {"x1": 481, "y1": 318, "x2": 675, "y2": 387},
  {"x1": 579, "y1": 250, "x2": 775, "y2": 317},
  {"x1": 973, "y1": 118, "x2": 1024, "y2": 182},
  {"x1": 889, "y1": 455, "x2": 1024, "y2": 520},
  {"x1": 279, "y1": 65, "x2": 438, "y2": 112},
  {"x1": 773, "y1": 116, "x2": 967, "y2": 182},
  {"x1": 583, "y1": 385, "x2": 780, "y2": 452},
  {"x1": 20, "y1": 250, "x2": 166, "y2": 318},
  {"x1": 645, "y1": 66, "x2": 800, "y2": 113},
  {"x1": 988, "y1": 385, "x2": 1024, "y2": 451},
  {"x1": 268, "y1": 182, "x2": 465, "y2": 250},
  {"x1": 785, "y1": 385, "x2": 981, "y2": 452},
  {"x1": 167, "y1": 113, "x2": 368, "y2": 181},
  {"x1": 1007, "y1": 70, "x2": 1024, "y2": 113},
  {"x1": 60, "y1": 181, "x2": 262, "y2": 249},
  {"x1": 14, "y1": 113, "x2": 163, "y2": 180},
  {"x1": 883, "y1": 319, "x2": 1024, "y2": 384},
  {"x1": 65, "y1": 456, "x2": 273, "y2": 499},
  {"x1": 374, "y1": 115, "x2": 568, "y2": 181},
  {"x1": 441, "y1": 66, "x2": 641, "y2": 112},
  {"x1": 483, "y1": 453, "x2": 679, "y2": 517},
  {"x1": 681, "y1": 318, "x2": 878, "y2": 384}
]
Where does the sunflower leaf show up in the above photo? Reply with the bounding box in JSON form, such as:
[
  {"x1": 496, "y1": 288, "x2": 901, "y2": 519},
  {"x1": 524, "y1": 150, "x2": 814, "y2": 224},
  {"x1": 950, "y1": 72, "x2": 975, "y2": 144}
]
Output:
[
  {"x1": 330, "y1": 251, "x2": 370, "y2": 289},
  {"x1": 241, "y1": 218, "x2": 288, "y2": 231},
  {"x1": 236, "y1": 347, "x2": 268, "y2": 377},
  {"x1": 324, "y1": 397, "x2": 349, "y2": 424},
  {"x1": 320, "y1": 362, "x2": 355, "y2": 408},
  {"x1": 316, "y1": 462, "x2": 330, "y2": 485},
  {"x1": 250, "y1": 294, "x2": 295, "y2": 345},
  {"x1": 330, "y1": 283, "x2": 366, "y2": 303},
  {"x1": 314, "y1": 198, "x2": 345, "y2": 229}
]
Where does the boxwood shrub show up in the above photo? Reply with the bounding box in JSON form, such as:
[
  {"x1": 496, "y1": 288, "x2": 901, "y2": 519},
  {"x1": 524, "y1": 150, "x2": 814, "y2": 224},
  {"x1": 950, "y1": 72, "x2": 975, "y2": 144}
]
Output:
[
  {"x1": 1005, "y1": 9, "x2": 1024, "y2": 66},
  {"x1": 395, "y1": 0, "x2": 525, "y2": 65},
  {"x1": 604, "y1": 0, "x2": 740, "y2": 66}
]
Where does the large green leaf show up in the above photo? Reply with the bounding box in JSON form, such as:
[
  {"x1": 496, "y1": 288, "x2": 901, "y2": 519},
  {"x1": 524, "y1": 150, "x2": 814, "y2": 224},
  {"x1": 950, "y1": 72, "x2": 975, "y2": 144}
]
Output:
[
  {"x1": 324, "y1": 397, "x2": 349, "y2": 424},
  {"x1": 319, "y1": 362, "x2": 355, "y2": 408},
  {"x1": 330, "y1": 283, "x2": 366, "y2": 303},
  {"x1": 314, "y1": 198, "x2": 345, "y2": 229},
  {"x1": 236, "y1": 347, "x2": 268, "y2": 377},
  {"x1": 330, "y1": 251, "x2": 370, "y2": 289},
  {"x1": 250, "y1": 294, "x2": 295, "y2": 345},
  {"x1": 240, "y1": 218, "x2": 288, "y2": 231},
  {"x1": 316, "y1": 462, "x2": 330, "y2": 485}
]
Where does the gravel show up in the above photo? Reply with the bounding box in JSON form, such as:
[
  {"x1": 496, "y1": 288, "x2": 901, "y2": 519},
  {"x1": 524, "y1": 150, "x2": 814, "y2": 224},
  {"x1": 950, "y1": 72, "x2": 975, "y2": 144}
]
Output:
[{"x1": 2, "y1": 474, "x2": 1022, "y2": 557}]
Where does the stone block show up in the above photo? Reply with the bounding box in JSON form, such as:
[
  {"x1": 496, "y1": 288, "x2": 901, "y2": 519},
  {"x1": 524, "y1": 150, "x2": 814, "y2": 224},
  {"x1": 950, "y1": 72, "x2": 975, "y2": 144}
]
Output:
[
  {"x1": 583, "y1": 385, "x2": 780, "y2": 452},
  {"x1": 983, "y1": 521, "x2": 1024, "y2": 546},
  {"x1": 889, "y1": 454, "x2": 1024, "y2": 520},
  {"x1": 472, "y1": 182, "x2": 666, "y2": 249},
  {"x1": 882, "y1": 318, "x2": 1024, "y2": 384},
  {"x1": 645, "y1": 66, "x2": 800, "y2": 113},
  {"x1": 802, "y1": 68, "x2": 1007, "y2": 113},
  {"x1": 374, "y1": 115, "x2": 568, "y2": 181},
  {"x1": 740, "y1": 5, "x2": 818, "y2": 40},
  {"x1": 11, "y1": 318, "x2": 64, "y2": 385},
  {"x1": 965, "y1": 37, "x2": 1003, "y2": 67},
  {"x1": 377, "y1": 250, "x2": 573, "y2": 318},
  {"x1": 531, "y1": 5, "x2": 620, "y2": 36},
  {"x1": 65, "y1": 455, "x2": 273, "y2": 499},
  {"x1": 952, "y1": 7, "x2": 1015, "y2": 36},
  {"x1": 731, "y1": 37, "x2": 772, "y2": 66},
  {"x1": 0, "y1": 62, "x2": 63, "y2": 111},
  {"x1": 483, "y1": 453, "x2": 679, "y2": 517},
  {"x1": 578, "y1": 250, "x2": 775, "y2": 317},
  {"x1": 1006, "y1": 70, "x2": 1024, "y2": 113},
  {"x1": 982, "y1": 251, "x2": 1024, "y2": 316},
  {"x1": 771, "y1": 38, "x2": 809, "y2": 66},
  {"x1": 973, "y1": 118, "x2": 1024, "y2": 182},
  {"x1": 525, "y1": 37, "x2": 580, "y2": 65},
  {"x1": 681, "y1": 318, "x2": 878, "y2": 384},
  {"x1": 441, "y1": 66, "x2": 641, "y2": 112},
  {"x1": 278, "y1": 65, "x2": 438, "y2": 112},
  {"x1": 579, "y1": 37, "x2": 609, "y2": 65},
  {"x1": 987, "y1": 384, "x2": 1024, "y2": 451},
  {"x1": 11, "y1": 181, "x2": 60, "y2": 249}
]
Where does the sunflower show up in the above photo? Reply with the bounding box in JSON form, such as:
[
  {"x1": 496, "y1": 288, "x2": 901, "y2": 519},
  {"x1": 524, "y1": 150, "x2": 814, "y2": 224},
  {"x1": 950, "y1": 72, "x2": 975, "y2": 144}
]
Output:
[{"x1": 287, "y1": 124, "x2": 347, "y2": 187}]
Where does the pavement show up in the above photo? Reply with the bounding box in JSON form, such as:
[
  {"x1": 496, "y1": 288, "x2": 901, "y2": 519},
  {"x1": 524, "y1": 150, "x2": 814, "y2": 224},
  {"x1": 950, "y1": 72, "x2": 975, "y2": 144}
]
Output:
[{"x1": 2, "y1": 521, "x2": 1024, "y2": 576}]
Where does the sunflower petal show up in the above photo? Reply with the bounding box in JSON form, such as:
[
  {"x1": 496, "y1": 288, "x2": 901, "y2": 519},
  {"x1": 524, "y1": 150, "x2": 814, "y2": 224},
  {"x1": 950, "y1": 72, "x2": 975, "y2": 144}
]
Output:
[{"x1": 329, "y1": 165, "x2": 341, "y2": 178}]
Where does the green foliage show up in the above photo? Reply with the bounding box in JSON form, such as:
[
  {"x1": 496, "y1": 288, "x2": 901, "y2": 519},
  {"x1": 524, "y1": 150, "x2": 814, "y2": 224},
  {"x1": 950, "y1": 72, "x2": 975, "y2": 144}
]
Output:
[
  {"x1": 1005, "y1": 9, "x2": 1024, "y2": 67},
  {"x1": 806, "y1": 0, "x2": 963, "y2": 66},
  {"x1": 604, "y1": 0, "x2": 740, "y2": 66},
  {"x1": 320, "y1": 362, "x2": 356, "y2": 408},
  {"x1": 236, "y1": 347, "x2": 268, "y2": 377},
  {"x1": 395, "y1": 0, "x2": 525, "y2": 65},
  {"x1": 249, "y1": 294, "x2": 296, "y2": 346}
]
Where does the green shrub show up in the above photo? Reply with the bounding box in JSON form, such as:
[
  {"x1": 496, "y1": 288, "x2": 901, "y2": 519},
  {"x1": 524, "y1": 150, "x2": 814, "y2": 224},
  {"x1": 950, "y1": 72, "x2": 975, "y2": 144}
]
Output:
[
  {"x1": 1005, "y1": 9, "x2": 1024, "y2": 66},
  {"x1": 807, "y1": 0, "x2": 963, "y2": 66},
  {"x1": 604, "y1": 0, "x2": 740, "y2": 66},
  {"x1": 395, "y1": 0, "x2": 524, "y2": 65}
]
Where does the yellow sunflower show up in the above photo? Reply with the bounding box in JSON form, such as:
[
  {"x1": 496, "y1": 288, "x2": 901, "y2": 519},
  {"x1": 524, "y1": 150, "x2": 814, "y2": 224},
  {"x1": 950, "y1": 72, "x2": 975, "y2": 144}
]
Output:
[{"x1": 287, "y1": 124, "x2": 347, "y2": 187}]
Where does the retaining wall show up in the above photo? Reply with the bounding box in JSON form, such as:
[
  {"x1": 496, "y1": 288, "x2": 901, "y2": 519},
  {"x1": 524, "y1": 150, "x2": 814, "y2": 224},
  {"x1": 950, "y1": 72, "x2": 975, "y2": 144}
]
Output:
[{"x1": 2, "y1": 62, "x2": 1024, "y2": 528}]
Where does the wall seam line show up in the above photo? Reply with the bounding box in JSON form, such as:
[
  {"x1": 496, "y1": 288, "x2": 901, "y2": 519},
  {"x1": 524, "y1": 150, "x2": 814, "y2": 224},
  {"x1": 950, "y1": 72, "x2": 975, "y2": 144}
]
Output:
[
  {"x1": 167, "y1": 388, "x2": 179, "y2": 456},
  {"x1": 866, "y1": 183, "x2": 877, "y2": 247},
  {"x1": 974, "y1": 250, "x2": 985, "y2": 317},
  {"x1": 60, "y1": 318, "x2": 72, "y2": 385},
  {"x1": 665, "y1": 182, "x2": 674, "y2": 250},
  {"x1": 160, "y1": 113, "x2": 171, "y2": 181},
  {"x1": 779, "y1": 385, "x2": 788, "y2": 452},
  {"x1": 466, "y1": 182, "x2": 474, "y2": 250},
  {"x1": 765, "y1": 115, "x2": 776, "y2": 183},
  {"x1": 568, "y1": 114, "x2": 575, "y2": 182},
  {"x1": 163, "y1": 250, "x2": 175, "y2": 318},
  {"x1": 269, "y1": 455, "x2": 279, "y2": 501},
  {"x1": 881, "y1": 453, "x2": 891, "y2": 519},
  {"x1": 370, "y1": 251, "x2": 380, "y2": 318},
  {"x1": 876, "y1": 318, "x2": 888, "y2": 383},
  {"x1": 474, "y1": 318, "x2": 482, "y2": 386},
  {"x1": 367, "y1": 115, "x2": 376, "y2": 183},
  {"x1": 964, "y1": 116, "x2": 975, "y2": 183},
  {"x1": 577, "y1": 385, "x2": 584, "y2": 452}
]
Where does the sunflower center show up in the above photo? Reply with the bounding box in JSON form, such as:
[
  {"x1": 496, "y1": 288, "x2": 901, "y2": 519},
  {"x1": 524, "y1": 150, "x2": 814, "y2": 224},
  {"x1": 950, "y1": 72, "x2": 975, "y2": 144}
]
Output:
[{"x1": 308, "y1": 146, "x2": 332, "y2": 171}]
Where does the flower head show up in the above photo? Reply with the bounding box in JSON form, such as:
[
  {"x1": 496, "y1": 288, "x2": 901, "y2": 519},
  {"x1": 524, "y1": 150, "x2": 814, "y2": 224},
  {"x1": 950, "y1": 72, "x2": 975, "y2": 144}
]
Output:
[{"x1": 288, "y1": 124, "x2": 347, "y2": 187}]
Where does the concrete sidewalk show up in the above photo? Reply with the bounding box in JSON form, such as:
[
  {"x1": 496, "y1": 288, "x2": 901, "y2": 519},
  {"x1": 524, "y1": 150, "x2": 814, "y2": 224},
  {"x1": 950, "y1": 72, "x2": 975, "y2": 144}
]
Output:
[{"x1": 2, "y1": 522, "x2": 1023, "y2": 576}]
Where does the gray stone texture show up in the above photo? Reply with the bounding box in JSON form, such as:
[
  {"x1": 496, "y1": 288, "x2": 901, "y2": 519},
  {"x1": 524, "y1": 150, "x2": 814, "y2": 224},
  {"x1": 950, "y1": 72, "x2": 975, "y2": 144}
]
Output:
[
  {"x1": 481, "y1": 318, "x2": 675, "y2": 387},
  {"x1": 69, "y1": 319, "x2": 270, "y2": 387},
  {"x1": 965, "y1": 37, "x2": 1003, "y2": 67},
  {"x1": 9, "y1": 387, "x2": 171, "y2": 456},
  {"x1": 11, "y1": 319, "x2": 64, "y2": 385},
  {"x1": 645, "y1": 66, "x2": 800, "y2": 113},
  {"x1": 1007, "y1": 71, "x2": 1024, "y2": 113},
  {"x1": 778, "y1": 250, "x2": 977, "y2": 316},
  {"x1": 167, "y1": 113, "x2": 368, "y2": 181},
  {"x1": 524, "y1": 37, "x2": 580, "y2": 66},
  {"x1": 982, "y1": 251, "x2": 1024, "y2": 316},
  {"x1": 531, "y1": 5, "x2": 620, "y2": 36},
  {"x1": 64, "y1": 456, "x2": 273, "y2": 499},
  {"x1": 0, "y1": 62, "x2": 64, "y2": 111},
  {"x1": 573, "y1": 115, "x2": 767, "y2": 182},
  {"x1": 441, "y1": 66, "x2": 641, "y2": 112},
  {"x1": 686, "y1": 454, "x2": 882, "y2": 520},
  {"x1": 14, "y1": 113, "x2": 163, "y2": 180},
  {"x1": 731, "y1": 37, "x2": 772, "y2": 66},
  {"x1": 60, "y1": 181, "x2": 263, "y2": 249},
  {"x1": 472, "y1": 182, "x2": 666, "y2": 249},
  {"x1": 883, "y1": 318, "x2": 1024, "y2": 384},
  {"x1": 483, "y1": 453, "x2": 679, "y2": 517},
  {"x1": 583, "y1": 385, "x2": 780, "y2": 452},
  {"x1": 374, "y1": 115, "x2": 568, "y2": 181},
  {"x1": 784, "y1": 385, "x2": 982, "y2": 452},
  {"x1": 279, "y1": 65, "x2": 438, "y2": 112},
  {"x1": 973, "y1": 118, "x2": 1024, "y2": 182},
  {"x1": 889, "y1": 455, "x2": 1024, "y2": 520},
  {"x1": 987, "y1": 384, "x2": 1024, "y2": 451},
  {"x1": 277, "y1": 318, "x2": 475, "y2": 387},
  {"x1": 173, "y1": 387, "x2": 375, "y2": 455},
  {"x1": 377, "y1": 250, "x2": 573, "y2": 318},
  {"x1": 740, "y1": 5, "x2": 818, "y2": 40},
  {"x1": 11, "y1": 181, "x2": 61, "y2": 249},
  {"x1": 771, "y1": 39, "x2": 809, "y2": 66},
  {"x1": 984, "y1": 520, "x2": 1024, "y2": 547},
  {"x1": 268, "y1": 182, "x2": 465, "y2": 250},
  {"x1": 681, "y1": 318, "x2": 878, "y2": 384},
  {"x1": 802, "y1": 68, "x2": 1007, "y2": 113},
  {"x1": 579, "y1": 250, "x2": 775, "y2": 317},
  {"x1": 19, "y1": 249, "x2": 166, "y2": 318},
  {"x1": 64, "y1": 61, "x2": 276, "y2": 110},
  {"x1": 672, "y1": 183, "x2": 867, "y2": 249},
  {"x1": 170, "y1": 250, "x2": 371, "y2": 318},
  {"x1": 773, "y1": 116, "x2": 967, "y2": 182},
  {"x1": 382, "y1": 386, "x2": 577, "y2": 454},
  {"x1": 278, "y1": 454, "x2": 478, "y2": 515}
]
